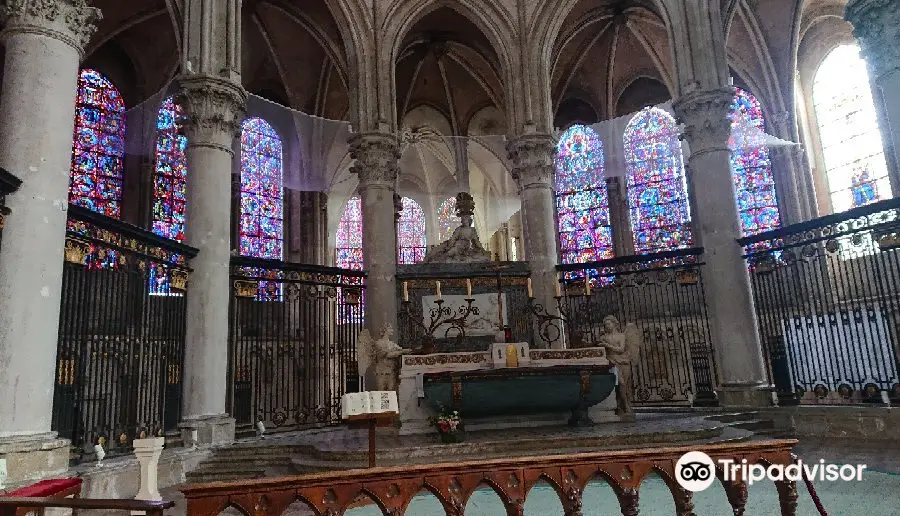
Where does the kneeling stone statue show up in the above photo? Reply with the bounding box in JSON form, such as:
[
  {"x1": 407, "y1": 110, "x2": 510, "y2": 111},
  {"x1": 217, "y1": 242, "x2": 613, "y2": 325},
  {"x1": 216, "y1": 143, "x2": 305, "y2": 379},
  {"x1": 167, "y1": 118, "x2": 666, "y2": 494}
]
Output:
[{"x1": 356, "y1": 324, "x2": 410, "y2": 391}]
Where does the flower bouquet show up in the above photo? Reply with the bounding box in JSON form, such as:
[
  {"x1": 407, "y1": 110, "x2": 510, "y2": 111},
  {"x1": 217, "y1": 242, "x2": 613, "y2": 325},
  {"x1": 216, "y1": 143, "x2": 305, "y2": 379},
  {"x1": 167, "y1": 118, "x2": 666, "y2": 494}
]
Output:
[{"x1": 430, "y1": 407, "x2": 464, "y2": 443}]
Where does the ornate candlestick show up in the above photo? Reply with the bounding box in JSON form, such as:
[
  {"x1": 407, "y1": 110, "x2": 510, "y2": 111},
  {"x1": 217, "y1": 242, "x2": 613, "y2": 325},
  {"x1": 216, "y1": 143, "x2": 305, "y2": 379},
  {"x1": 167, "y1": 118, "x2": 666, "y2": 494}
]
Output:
[{"x1": 401, "y1": 297, "x2": 480, "y2": 354}]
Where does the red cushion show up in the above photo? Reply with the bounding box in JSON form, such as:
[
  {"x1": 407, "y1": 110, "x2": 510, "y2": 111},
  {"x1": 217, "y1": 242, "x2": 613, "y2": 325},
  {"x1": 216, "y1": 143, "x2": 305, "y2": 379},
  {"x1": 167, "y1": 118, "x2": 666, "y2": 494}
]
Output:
[{"x1": 3, "y1": 478, "x2": 82, "y2": 497}]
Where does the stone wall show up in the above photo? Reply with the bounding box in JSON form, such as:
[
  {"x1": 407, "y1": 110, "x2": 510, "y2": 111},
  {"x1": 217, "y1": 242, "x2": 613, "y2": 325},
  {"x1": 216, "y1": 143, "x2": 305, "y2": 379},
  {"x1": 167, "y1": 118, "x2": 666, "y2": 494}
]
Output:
[{"x1": 762, "y1": 406, "x2": 900, "y2": 442}]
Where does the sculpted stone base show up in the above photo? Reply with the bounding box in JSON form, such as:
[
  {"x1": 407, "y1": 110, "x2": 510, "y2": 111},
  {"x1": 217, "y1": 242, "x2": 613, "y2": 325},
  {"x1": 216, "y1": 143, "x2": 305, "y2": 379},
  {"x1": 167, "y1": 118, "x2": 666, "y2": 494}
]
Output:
[
  {"x1": 0, "y1": 432, "x2": 69, "y2": 489},
  {"x1": 179, "y1": 414, "x2": 236, "y2": 447},
  {"x1": 716, "y1": 383, "x2": 774, "y2": 407}
]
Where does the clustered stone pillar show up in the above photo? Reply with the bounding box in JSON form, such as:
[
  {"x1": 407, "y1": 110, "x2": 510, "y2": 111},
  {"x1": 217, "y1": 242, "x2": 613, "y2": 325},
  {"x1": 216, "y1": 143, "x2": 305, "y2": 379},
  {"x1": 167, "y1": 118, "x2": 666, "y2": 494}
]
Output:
[
  {"x1": 846, "y1": 0, "x2": 900, "y2": 197},
  {"x1": 674, "y1": 89, "x2": 771, "y2": 406},
  {"x1": 507, "y1": 133, "x2": 562, "y2": 348},
  {"x1": 0, "y1": 0, "x2": 100, "y2": 486},
  {"x1": 177, "y1": 74, "x2": 247, "y2": 445},
  {"x1": 351, "y1": 132, "x2": 401, "y2": 340}
]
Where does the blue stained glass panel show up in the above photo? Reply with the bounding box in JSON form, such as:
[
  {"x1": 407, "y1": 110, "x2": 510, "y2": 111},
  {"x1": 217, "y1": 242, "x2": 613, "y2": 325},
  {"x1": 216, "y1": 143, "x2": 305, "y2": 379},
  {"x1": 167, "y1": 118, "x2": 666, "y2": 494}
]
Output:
[
  {"x1": 398, "y1": 197, "x2": 426, "y2": 264},
  {"x1": 624, "y1": 107, "x2": 693, "y2": 254},
  {"x1": 555, "y1": 125, "x2": 614, "y2": 274},
  {"x1": 69, "y1": 69, "x2": 125, "y2": 218},
  {"x1": 729, "y1": 88, "x2": 781, "y2": 237}
]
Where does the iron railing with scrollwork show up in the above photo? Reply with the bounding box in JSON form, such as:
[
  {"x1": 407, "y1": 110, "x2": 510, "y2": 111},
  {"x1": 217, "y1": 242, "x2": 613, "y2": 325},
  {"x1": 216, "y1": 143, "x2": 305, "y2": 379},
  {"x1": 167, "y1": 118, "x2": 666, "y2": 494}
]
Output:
[
  {"x1": 740, "y1": 198, "x2": 900, "y2": 405},
  {"x1": 545, "y1": 248, "x2": 717, "y2": 406},
  {"x1": 0, "y1": 167, "x2": 22, "y2": 251},
  {"x1": 53, "y1": 205, "x2": 197, "y2": 459},
  {"x1": 228, "y1": 256, "x2": 366, "y2": 433}
]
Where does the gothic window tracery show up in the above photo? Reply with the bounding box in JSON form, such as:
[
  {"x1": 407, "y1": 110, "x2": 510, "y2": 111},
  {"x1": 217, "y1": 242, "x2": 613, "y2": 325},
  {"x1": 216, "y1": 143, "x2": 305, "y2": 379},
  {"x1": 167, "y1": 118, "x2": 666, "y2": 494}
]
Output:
[
  {"x1": 729, "y1": 88, "x2": 781, "y2": 236},
  {"x1": 624, "y1": 107, "x2": 693, "y2": 254},
  {"x1": 554, "y1": 125, "x2": 614, "y2": 266},
  {"x1": 240, "y1": 118, "x2": 284, "y2": 259},
  {"x1": 336, "y1": 196, "x2": 363, "y2": 271},
  {"x1": 398, "y1": 197, "x2": 427, "y2": 264},
  {"x1": 149, "y1": 96, "x2": 188, "y2": 295},
  {"x1": 69, "y1": 69, "x2": 126, "y2": 218},
  {"x1": 813, "y1": 44, "x2": 891, "y2": 213}
]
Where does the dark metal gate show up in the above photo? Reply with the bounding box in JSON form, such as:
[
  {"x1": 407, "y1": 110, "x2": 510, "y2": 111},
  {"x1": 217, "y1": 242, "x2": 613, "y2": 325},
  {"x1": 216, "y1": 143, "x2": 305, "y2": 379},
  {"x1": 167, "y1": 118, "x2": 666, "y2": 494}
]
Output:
[
  {"x1": 52, "y1": 206, "x2": 194, "y2": 458},
  {"x1": 228, "y1": 257, "x2": 365, "y2": 432}
]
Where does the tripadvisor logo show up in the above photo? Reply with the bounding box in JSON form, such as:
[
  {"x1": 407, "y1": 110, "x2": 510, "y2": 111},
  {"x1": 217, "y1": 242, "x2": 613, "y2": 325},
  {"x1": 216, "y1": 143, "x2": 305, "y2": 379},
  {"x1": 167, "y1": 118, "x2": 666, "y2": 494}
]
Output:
[{"x1": 675, "y1": 451, "x2": 867, "y2": 492}]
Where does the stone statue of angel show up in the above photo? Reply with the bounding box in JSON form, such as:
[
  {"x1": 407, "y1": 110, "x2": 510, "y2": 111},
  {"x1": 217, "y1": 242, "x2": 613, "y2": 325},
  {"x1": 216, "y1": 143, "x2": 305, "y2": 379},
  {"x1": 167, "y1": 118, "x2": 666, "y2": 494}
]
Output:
[
  {"x1": 357, "y1": 324, "x2": 410, "y2": 391},
  {"x1": 597, "y1": 315, "x2": 642, "y2": 417}
]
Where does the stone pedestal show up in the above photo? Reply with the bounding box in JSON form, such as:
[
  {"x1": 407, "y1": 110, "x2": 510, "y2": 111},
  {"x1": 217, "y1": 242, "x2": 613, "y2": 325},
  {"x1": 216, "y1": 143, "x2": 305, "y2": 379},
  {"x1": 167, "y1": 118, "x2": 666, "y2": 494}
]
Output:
[
  {"x1": 177, "y1": 75, "x2": 247, "y2": 444},
  {"x1": 131, "y1": 437, "x2": 165, "y2": 514},
  {"x1": 0, "y1": 433, "x2": 70, "y2": 490},
  {"x1": 507, "y1": 134, "x2": 563, "y2": 348},
  {"x1": 674, "y1": 89, "x2": 772, "y2": 407},
  {"x1": 0, "y1": 0, "x2": 101, "y2": 485},
  {"x1": 847, "y1": 0, "x2": 900, "y2": 198},
  {"x1": 350, "y1": 132, "x2": 401, "y2": 334}
]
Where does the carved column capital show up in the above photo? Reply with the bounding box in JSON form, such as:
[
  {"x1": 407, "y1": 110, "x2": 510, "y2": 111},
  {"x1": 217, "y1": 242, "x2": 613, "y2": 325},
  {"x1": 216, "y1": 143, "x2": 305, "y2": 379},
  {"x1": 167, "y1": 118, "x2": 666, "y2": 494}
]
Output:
[
  {"x1": 673, "y1": 87, "x2": 733, "y2": 157},
  {"x1": 846, "y1": 0, "x2": 900, "y2": 80},
  {"x1": 349, "y1": 132, "x2": 401, "y2": 188},
  {"x1": 0, "y1": 0, "x2": 101, "y2": 57},
  {"x1": 176, "y1": 74, "x2": 247, "y2": 154},
  {"x1": 506, "y1": 133, "x2": 556, "y2": 191}
]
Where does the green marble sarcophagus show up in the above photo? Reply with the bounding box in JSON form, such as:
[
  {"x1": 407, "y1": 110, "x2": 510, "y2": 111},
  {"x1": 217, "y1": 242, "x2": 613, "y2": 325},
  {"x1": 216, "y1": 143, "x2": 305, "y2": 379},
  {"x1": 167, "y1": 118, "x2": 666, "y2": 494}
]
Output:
[{"x1": 422, "y1": 365, "x2": 616, "y2": 425}]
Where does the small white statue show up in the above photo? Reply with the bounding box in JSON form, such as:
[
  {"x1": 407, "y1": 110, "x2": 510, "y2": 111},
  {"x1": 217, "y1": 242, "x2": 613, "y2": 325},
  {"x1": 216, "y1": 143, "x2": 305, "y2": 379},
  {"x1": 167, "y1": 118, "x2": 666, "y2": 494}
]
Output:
[
  {"x1": 357, "y1": 324, "x2": 411, "y2": 391},
  {"x1": 94, "y1": 441, "x2": 106, "y2": 467},
  {"x1": 597, "y1": 315, "x2": 642, "y2": 417}
]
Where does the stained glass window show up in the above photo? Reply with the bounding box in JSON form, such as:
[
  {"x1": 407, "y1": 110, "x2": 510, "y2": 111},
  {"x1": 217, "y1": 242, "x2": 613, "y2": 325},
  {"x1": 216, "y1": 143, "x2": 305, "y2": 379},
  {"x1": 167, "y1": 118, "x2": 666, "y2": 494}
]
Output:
[
  {"x1": 69, "y1": 69, "x2": 126, "y2": 218},
  {"x1": 438, "y1": 197, "x2": 460, "y2": 242},
  {"x1": 336, "y1": 197, "x2": 364, "y2": 271},
  {"x1": 813, "y1": 45, "x2": 891, "y2": 213},
  {"x1": 555, "y1": 125, "x2": 613, "y2": 267},
  {"x1": 729, "y1": 88, "x2": 781, "y2": 236},
  {"x1": 336, "y1": 197, "x2": 364, "y2": 323},
  {"x1": 240, "y1": 118, "x2": 284, "y2": 259},
  {"x1": 398, "y1": 197, "x2": 427, "y2": 264},
  {"x1": 624, "y1": 107, "x2": 693, "y2": 254},
  {"x1": 149, "y1": 96, "x2": 188, "y2": 295}
]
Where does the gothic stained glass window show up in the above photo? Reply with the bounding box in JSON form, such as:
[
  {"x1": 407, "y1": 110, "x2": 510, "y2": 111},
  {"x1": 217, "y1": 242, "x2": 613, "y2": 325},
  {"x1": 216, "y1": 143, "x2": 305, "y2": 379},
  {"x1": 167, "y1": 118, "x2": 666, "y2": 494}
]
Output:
[
  {"x1": 398, "y1": 197, "x2": 427, "y2": 264},
  {"x1": 624, "y1": 107, "x2": 693, "y2": 254},
  {"x1": 336, "y1": 197, "x2": 363, "y2": 271},
  {"x1": 152, "y1": 97, "x2": 188, "y2": 241},
  {"x1": 438, "y1": 197, "x2": 460, "y2": 242},
  {"x1": 729, "y1": 88, "x2": 781, "y2": 236},
  {"x1": 554, "y1": 125, "x2": 614, "y2": 266},
  {"x1": 336, "y1": 197, "x2": 364, "y2": 323},
  {"x1": 69, "y1": 69, "x2": 126, "y2": 218},
  {"x1": 813, "y1": 45, "x2": 891, "y2": 213},
  {"x1": 240, "y1": 118, "x2": 284, "y2": 259},
  {"x1": 149, "y1": 96, "x2": 188, "y2": 295}
]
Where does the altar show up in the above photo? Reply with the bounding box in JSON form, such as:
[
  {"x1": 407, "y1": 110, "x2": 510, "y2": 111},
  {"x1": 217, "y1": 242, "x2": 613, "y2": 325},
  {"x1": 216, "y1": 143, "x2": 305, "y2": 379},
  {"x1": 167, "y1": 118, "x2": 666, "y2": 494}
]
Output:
[{"x1": 397, "y1": 342, "x2": 621, "y2": 435}]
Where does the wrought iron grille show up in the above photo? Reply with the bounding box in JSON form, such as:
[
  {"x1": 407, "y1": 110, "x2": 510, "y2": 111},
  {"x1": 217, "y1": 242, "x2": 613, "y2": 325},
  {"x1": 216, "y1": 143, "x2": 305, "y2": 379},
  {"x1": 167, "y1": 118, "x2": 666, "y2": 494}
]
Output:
[
  {"x1": 549, "y1": 248, "x2": 717, "y2": 406},
  {"x1": 53, "y1": 205, "x2": 196, "y2": 458},
  {"x1": 740, "y1": 198, "x2": 900, "y2": 405},
  {"x1": 228, "y1": 256, "x2": 366, "y2": 433}
]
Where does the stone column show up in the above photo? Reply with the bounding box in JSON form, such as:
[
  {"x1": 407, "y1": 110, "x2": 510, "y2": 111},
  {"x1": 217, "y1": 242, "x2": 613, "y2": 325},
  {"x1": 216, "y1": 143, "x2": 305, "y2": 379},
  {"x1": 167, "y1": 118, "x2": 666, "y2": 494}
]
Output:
[
  {"x1": 177, "y1": 74, "x2": 247, "y2": 445},
  {"x1": 507, "y1": 133, "x2": 563, "y2": 348},
  {"x1": 846, "y1": 0, "x2": 900, "y2": 197},
  {"x1": 674, "y1": 89, "x2": 771, "y2": 406},
  {"x1": 350, "y1": 132, "x2": 400, "y2": 336},
  {"x1": 0, "y1": 0, "x2": 101, "y2": 486}
]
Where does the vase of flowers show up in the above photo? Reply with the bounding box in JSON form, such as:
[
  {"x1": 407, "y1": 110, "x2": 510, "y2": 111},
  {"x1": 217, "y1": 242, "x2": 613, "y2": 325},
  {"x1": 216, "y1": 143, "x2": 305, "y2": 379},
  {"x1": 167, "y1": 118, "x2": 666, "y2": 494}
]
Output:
[{"x1": 430, "y1": 408, "x2": 464, "y2": 443}]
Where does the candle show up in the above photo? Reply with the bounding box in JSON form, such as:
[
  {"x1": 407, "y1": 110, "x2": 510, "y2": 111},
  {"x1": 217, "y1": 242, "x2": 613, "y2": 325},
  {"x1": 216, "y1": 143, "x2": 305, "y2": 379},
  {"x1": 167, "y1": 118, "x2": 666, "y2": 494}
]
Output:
[
  {"x1": 402, "y1": 281, "x2": 409, "y2": 302},
  {"x1": 466, "y1": 278, "x2": 472, "y2": 297},
  {"x1": 555, "y1": 280, "x2": 561, "y2": 298},
  {"x1": 436, "y1": 280, "x2": 442, "y2": 299},
  {"x1": 585, "y1": 279, "x2": 591, "y2": 296},
  {"x1": 526, "y1": 278, "x2": 533, "y2": 298}
]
